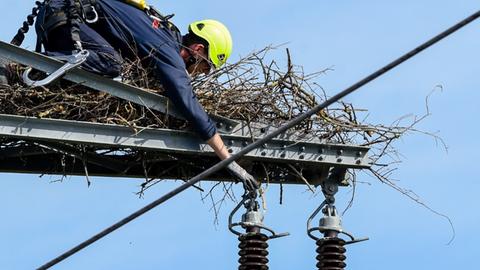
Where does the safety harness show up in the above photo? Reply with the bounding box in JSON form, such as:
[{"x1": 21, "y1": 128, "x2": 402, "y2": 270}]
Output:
[
  {"x1": 34, "y1": 0, "x2": 99, "y2": 53},
  {"x1": 12, "y1": 0, "x2": 180, "y2": 52}
]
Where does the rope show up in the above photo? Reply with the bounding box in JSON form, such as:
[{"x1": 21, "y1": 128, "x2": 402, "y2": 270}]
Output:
[{"x1": 10, "y1": 1, "x2": 44, "y2": 46}]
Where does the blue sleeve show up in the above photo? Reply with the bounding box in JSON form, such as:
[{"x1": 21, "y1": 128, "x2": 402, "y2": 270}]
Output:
[
  {"x1": 141, "y1": 39, "x2": 218, "y2": 140},
  {"x1": 97, "y1": 0, "x2": 217, "y2": 140}
]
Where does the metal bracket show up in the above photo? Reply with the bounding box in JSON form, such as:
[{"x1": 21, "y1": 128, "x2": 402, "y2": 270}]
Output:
[
  {"x1": 23, "y1": 50, "x2": 89, "y2": 87},
  {"x1": 229, "y1": 193, "x2": 289, "y2": 239},
  {"x1": 0, "y1": 114, "x2": 373, "y2": 169},
  {"x1": 307, "y1": 168, "x2": 369, "y2": 245}
]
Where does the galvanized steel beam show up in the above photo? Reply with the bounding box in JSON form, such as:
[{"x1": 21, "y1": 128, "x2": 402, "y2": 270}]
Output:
[{"x1": 0, "y1": 114, "x2": 372, "y2": 168}]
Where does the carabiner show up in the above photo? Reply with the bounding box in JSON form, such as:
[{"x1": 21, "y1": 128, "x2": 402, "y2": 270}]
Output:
[
  {"x1": 22, "y1": 50, "x2": 89, "y2": 87},
  {"x1": 85, "y1": 7, "x2": 99, "y2": 24}
]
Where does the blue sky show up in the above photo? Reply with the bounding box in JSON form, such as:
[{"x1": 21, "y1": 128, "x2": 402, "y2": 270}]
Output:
[{"x1": 1, "y1": 1, "x2": 479, "y2": 269}]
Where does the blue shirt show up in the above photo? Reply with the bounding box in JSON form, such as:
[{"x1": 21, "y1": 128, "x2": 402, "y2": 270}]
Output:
[{"x1": 66, "y1": 0, "x2": 218, "y2": 140}]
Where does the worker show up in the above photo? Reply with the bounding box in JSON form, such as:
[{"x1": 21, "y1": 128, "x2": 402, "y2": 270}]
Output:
[{"x1": 33, "y1": 0, "x2": 258, "y2": 191}]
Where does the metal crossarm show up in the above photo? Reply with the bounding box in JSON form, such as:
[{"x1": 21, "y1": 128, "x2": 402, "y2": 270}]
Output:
[
  {"x1": 0, "y1": 114, "x2": 372, "y2": 168},
  {"x1": 0, "y1": 41, "x2": 372, "y2": 185},
  {"x1": 0, "y1": 41, "x2": 240, "y2": 133}
]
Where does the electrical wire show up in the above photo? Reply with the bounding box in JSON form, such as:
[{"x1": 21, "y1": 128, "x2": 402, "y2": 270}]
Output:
[{"x1": 37, "y1": 9, "x2": 480, "y2": 270}]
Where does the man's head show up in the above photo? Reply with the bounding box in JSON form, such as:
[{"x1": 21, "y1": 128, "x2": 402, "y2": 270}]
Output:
[{"x1": 180, "y1": 19, "x2": 233, "y2": 76}]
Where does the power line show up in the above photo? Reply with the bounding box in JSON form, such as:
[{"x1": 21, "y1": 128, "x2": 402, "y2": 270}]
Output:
[{"x1": 37, "y1": 9, "x2": 480, "y2": 270}]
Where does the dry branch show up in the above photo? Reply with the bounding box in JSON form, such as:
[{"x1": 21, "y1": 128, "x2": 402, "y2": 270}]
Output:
[{"x1": 0, "y1": 46, "x2": 442, "y2": 211}]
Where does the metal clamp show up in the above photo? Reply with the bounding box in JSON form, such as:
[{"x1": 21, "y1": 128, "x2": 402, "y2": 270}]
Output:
[
  {"x1": 23, "y1": 50, "x2": 89, "y2": 87},
  {"x1": 229, "y1": 194, "x2": 289, "y2": 239},
  {"x1": 307, "y1": 168, "x2": 368, "y2": 245},
  {"x1": 307, "y1": 201, "x2": 368, "y2": 245}
]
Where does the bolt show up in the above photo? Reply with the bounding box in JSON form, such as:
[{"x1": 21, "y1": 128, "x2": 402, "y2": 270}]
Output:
[
  {"x1": 228, "y1": 149, "x2": 234, "y2": 154},
  {"x1": 356, "y1": 159, "x2": 361, "y2": 164},
  {"x1": 280, "y1": 153, "x2": 286, "y2": 158},
  {"x1": 262, "y1": 143, "x2": 268, "y2": 148},
  {"x1": 299, "y1": 155, "x2": 305, "y2": 160},
  {"x1": 282, "y1": 145, "x2": 287, "y2": 149},
  {"x1": 260, "y1": 128, "x2": 266, "y2": 133},
  {"x1": 319, "y1": 148, "x2": 325, "y2": 154},
  {"x1": 242, "y1": 141, "x2": 248, "y2": 147},
  {"x1": 357, "y1": 151, "x2": 363, "y2": 157},
  {"x1": 217, "y1": 122, "x2": 224, "y2": 128},
  {"x1": 227, "y1": 125, "x2": 233, "y2": 131},
  {"x1": 337, "y1": 158, "x2": 343, "y2": 163},
  {"x1": 337, "y1": 149, "x2": 343, "y2": 156},
  {"x1": 300, "y1": 146, "x2": 306, "y2": 152},
  {"x1": 318, "y1": 156, "x2": 324, "y2": 161},
  {"x1": 228, "y1": 140, "x2": 234, "y2": 146},
  {"x1": 261, "y1": 152, "x2": 266, "y2": 156}
]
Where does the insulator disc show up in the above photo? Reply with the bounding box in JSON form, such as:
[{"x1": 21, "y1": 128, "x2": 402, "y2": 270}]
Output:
[
  {"x1": 238, "y1": 232, "x2": 269, "y2": 270},
  {"x1": 316, "y1": 238, "x2": 347, "y2": 270}
]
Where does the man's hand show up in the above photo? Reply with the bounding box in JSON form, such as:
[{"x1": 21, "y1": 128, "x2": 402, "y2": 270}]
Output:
[
  {"x1": 227, "y1": 161, "x2": 260, "y2": 192},
  {"x1": 206, "y1": 134, "x2": 259, "y2": 191}
]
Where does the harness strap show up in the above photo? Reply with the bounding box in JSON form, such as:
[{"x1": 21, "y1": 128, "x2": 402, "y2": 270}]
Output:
[
  {"x1": 34, "y1": 0, "x2": 180, "y2": 52},
  {"x1": 67, "y1": 0, "x2": 83, "y2": 51},
  {"x1": 36, "y1": 0, "x2": 97, "y2": 52}
]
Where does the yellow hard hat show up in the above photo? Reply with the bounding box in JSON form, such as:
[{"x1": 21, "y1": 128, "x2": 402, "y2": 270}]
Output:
[{"x1": 189, "y1": 19, "x2": 233, "y2": 68}]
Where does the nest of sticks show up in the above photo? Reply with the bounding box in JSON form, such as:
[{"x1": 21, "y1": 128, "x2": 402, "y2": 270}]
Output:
[{"x1": 0, "y1": 46, "x2": 439, "y2": 207}]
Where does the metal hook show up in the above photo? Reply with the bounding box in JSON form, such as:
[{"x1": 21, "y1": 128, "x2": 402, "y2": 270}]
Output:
[{"x1": 22, "y1": 50, "x2": 89, "y2": 87}]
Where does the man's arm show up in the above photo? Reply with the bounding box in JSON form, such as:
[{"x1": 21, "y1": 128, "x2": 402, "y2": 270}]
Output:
[
  {"x1": 208, "y1": 133, "x2": 260, "y2": 191},
  {"x1": 207, "y1": 133, "x2": 230, "y2": 160}
]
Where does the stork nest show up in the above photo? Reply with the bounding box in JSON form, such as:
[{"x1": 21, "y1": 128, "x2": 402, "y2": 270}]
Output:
[{"x1": 0, "y1": 46, "x2": 440, "y2": 200}]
